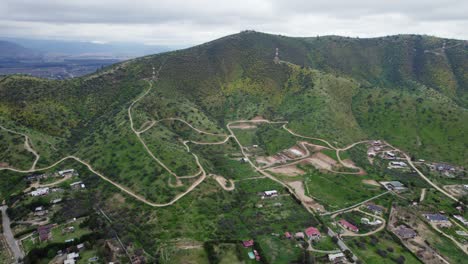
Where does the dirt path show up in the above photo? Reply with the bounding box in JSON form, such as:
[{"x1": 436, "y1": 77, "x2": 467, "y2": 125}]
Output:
[
  {"x1": 282, "y1": 124, "x2": 336, "y2": 149},
  {"x1": 211, "y1": 174, "x2": 235, "y2": 191},
  {"x1": 322, "y1": 191, "x2": 390, "y2": 216},
  {"x1": 227, "y1": 120, "x2": 320, "y2": 215},
  {"x1": 23, "y1": 174, "x2": 72, "y2": 193},
  {"x1": 384, "y1": 141, "x2": 459, "y2": 202},
  {"x1": 420, "y1": 188, "x2": 426, "y2": 202},
  {"x1": 339, "y1": 208, "x2": 386, "y2": 237},
  {"x1": 430, "y1": 223, "x2": 468, "y2": 254},
  {"x1": 0, "y1": 125, "x2": 40, "y2": 170}
]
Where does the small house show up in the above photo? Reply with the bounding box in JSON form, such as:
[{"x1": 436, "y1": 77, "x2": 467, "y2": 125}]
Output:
[
  {"x1": 263, "y1": 190, "x2": 278, "y2": 197},
  {"x1": 37, "y1": 224, "x2": 54, "y2": 242},
  {"x1": 30, "y1": 187, "x2": 49, "y2": 197},
  {"x1": 305, "y1": 227, "x2": 321, "y2": 240},
  {"x1": 59, "y1": 169, "x2": 75, "y2": 177},
  {"x1": 284, "y1": 232, "x2": 292, "y2": 239},
  {"x1": 242, "y1": 240, "x2": 254, "y2": 248},
  {"x1": 366, "y1": 204, "x2": 384, "y2": 215},
  {"x1": 395, "y1": 225, "x2": 417, "y2": 239},
  {"x1": 361, "y1": 218, "x2": 382, "y2": 226},
  {"x1": 424, "y1": 214, "x2": 452, "y2": 227},
  {"x1": 328, "y1": 252, "x2": 345, "y2": 262},
  {"x1": 454, "y1": 215, "x2": 468, "y2": 226},
  {"x1": 338, "y1": 219, "x2": 359, "y2": 232},
  {"x1": 389, "y1": 161, "x2": 407, "y2": 167}
]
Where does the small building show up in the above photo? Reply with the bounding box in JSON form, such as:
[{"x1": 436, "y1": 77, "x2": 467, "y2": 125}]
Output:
[
  {"x1": 253, "y1": 250, "x2": 261, "y2": 261},
  {"x1": 294, "y1": 232, "x2": 305, "y2": 239},
  {"x1": 263, "y1": 190, "x2": 278, "y2": 197},
  {"x1": 434, "y1": 164, "x2": 455, "y2": 172},
  {"x1": 242, "y1": 240, "x2": 254, "y2": 248},
  {"x1": 385, "y1": 151, "x2": 396, "y2": 159},
  {"x1": 305, "y1": 227, "x2": 321, "y2": 240},
  {"x1": 453, "y1": 215, "x2": 468, "y2": 226},
  {"x1": 389, "y1": 161, "x2": 407, "y2": 168},
  {"x1": 37, "y1": 224, "x2": 54, "y2": 242},
  {"x1": 366, "y1": 204, "x2": 384, "y2": 215},
  {"x1": 30, "y1": 187, "x2": 49, "y2": 197},
  {"x1": 328, "y1": 252, "x2": 345, "y2": 262},
  {"x1": 51, "y1": 198, "x2": 62, "y2": 204},
  {"x1": 70, "y1": 181, "x2": 85, "y2": 190},
  {"x1": 34, "y1": 206, "x2": 48, "y2": 216},
  {"x1": 424, "y1": 214, "x2": 452, "y2": 227},
  {"x1": 361, "y1": 218, "x2": 382, "y2": 226},
  {"x1": 284, "y1": 232, "x2": 292, "y2": 239},
  {"x1": 247, "y1": 251, "x2": 255, "y2": 259},
  {"x1": 338, "y1": 219, "x2": 359, "y2": 232},
  {"x1": 395, "y1": 225, "x2": 417, "y2": 239},
  {"x1": 381, "y1": 181, "x2": 406, "y2": 191},
  {"x1": 59, "y1": 169, "x2": 75, "y2": 176}
]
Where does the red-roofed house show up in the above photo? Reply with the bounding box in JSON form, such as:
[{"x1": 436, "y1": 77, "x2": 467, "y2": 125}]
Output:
[
  {"x1": 284, "y1": 232, "x2": 292, "y2": 239},
  {"x1": 305, "y1": 227, "x2": 321, "y2": 240},
  {"x1": 37, "y1": 224, "x2": 54, "y2": 242},
  {"x1": 242, "y1": 240, "x2": 254, "y2": 248},
  {"x1": 338, "y1": 219, "x2": 359, "y2": 232}
]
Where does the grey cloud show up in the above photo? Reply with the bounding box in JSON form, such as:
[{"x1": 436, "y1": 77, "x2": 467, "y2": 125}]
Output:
[{"x1": 0, "y1": 0, "x2": 467, "y2": 45}]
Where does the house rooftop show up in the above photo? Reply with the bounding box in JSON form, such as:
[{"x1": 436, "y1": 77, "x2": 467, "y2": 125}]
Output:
[
  {"x1": 366, "y1": 204, "x2": 384, "y2": 212},
  {"x1": 305, "y1": 226, "x2": 321, "y2": 237},
  {"x1": 425, "y1": 213, "x2": 449, "y2": 222},
  {"x1": 242, "y1": 240, "x2": 254, "y2": 247}
]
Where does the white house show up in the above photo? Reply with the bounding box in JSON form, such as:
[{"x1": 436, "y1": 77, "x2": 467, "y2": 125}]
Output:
[
  {"x1": 30, "y1": 187, "x2": 49, "y2": 197},
  {"x1": 328, "y1": 253, "x2": 345, "y2": 262},
  {"x1": 58, "y1": 169, "x2": 75, "y2": 176},
  {"x1": 263, "y1": 190, "x2": 278, "y2": 197}
]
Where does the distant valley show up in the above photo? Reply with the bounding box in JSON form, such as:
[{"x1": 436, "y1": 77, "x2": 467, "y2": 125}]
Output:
[{"x1": 0, "y1": 39, "x2": 171, "y2": 79}]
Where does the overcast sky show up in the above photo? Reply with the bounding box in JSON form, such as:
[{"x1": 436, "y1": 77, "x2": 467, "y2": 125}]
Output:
[{"x1": 1, "y1": 0, "x2": 467, "y2": 46}]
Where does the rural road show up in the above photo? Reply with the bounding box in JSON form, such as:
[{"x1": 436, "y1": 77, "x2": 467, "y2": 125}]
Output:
[{"x1": 1, "y1": 205, "x2": 24, "y2": 262}]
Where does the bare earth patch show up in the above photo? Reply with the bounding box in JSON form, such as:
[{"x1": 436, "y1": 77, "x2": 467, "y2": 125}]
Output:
[
  {"x1": 212, "y1": 175, "x2": 235, "y2": 191},
  {"x1": 229, "y1": 123, "x2": 257, "y2": 129},
  {"x1": 443, "y1": 185, "x2": 467, "y2": 198},
  {"x1": 288, "y1": 181, "x2": 325, "y2": 212},
  {"x1": 362, "y1": 179, "x2": 380, "y2": 187},
  {"x1": 267, "y1": 165, "x2": 305, "y2": 176},
  {"x1": 302, "y1": 152, "x2": 337, "y2": 171}
]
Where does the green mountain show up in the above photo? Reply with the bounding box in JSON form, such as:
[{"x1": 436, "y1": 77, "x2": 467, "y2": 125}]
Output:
[
  {"x1": 1, "y1": 31, "x2": 467, "y2": 263},
  {"x1": 1, "y1": 31, "x2": 466, "y2": 171}
]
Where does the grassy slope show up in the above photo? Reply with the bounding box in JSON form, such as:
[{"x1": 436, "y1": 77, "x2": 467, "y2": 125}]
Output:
[{"x1": 0, "y1": 31, "x2": 466, "y2": 262}]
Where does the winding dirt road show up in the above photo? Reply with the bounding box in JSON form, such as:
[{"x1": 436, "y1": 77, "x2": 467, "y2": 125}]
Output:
[{"x1": 0, "y1": 125, "x2": 40, "y2": 170}]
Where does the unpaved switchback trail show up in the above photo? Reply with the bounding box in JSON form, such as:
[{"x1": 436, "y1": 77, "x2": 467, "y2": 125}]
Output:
[{"x1": 0, "y1": 125, "x2": 40, "y2": 170}]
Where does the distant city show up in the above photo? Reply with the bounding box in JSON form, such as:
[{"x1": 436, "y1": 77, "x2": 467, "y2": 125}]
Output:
[{"x1": 0, "y1": 38, "x2": 173, "y2": 79}]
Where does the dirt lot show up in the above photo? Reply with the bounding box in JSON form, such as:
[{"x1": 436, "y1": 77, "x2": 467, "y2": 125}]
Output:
[
  {"x1": 267, "y1": 165, "x2": 305, "y2": 176},
  {"x1": 388, "y1": 206, "x2": 449, "y2": 264},
  {"x1": 301, "y1": 152, "x2": 337, "y2": 171},
  {"x1": 362, "y1": 179, "x2": 380, "y2": 187},
  {"x1": 229, "y1": 123, "x2": 257, "y2": 129},
  {"x1": 443, "y1": 185, "x2": 467, "y2": 198},
  {"x1": 287, "y1": 181, "x2": 325, "y2": 212}
]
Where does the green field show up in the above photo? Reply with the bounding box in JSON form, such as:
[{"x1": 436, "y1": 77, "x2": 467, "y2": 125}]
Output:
[
  {"x1": 304, "y1": 169, "x2": 383, "y2": 210},
  {"x1": 345, "y1": 231, "x2": 422, "y2": 264}
]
